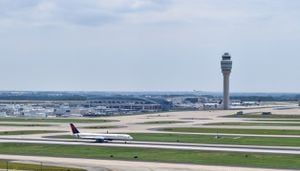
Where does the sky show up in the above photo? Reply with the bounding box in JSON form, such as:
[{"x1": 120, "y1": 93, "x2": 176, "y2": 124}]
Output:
[{"x1": 0, "y1": 0, "x2": 300, "y2": 92}]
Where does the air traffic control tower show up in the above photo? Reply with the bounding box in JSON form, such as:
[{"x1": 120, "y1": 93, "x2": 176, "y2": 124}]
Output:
[{"x1": 221, "y1": 53, "x2": 232, "y2": 110}]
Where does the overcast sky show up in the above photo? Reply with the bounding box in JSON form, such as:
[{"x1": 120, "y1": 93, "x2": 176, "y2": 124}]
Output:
[{"x1": 0, "y1": 0, "x2": 299, "y2": 92}]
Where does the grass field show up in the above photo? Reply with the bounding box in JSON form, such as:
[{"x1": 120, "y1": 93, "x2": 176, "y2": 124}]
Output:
[
  {"x1": 0, "y1": 143, "x2": 299, "y2": 169},
  {"x1": 204, "y1": 122, "x2": 300, "y2": 126},
  {"x1": 137, "y1": 121, "x2": 187, "y2": 124},
  {"x1": 80, "y1": 125, "x2": 123, "y2": 129},
  {"x1": 180, "y1": 118, "x2": 211, "y2": 120},
  {"x1": 0, "y1": 117, "x2": 116, "y2": 123},
  {"x1": 0, "y1": 123, "x2": 54, "y2": 127},
  {"x1": 159, "y1": 127, "x2": 300, "y2": 135},
  {"x1": 0, "y1": 160, "x2": 85, "y2": 171},
  {"x1": 249, "y1": 119, "x2": 300, "y2": 122},
  {"x1": 0, "y1": 130, "x2": 64, "y2": 135},
  {"x1": 224, "y1": 114, "x2": 300, "y2": 119},
  {"x1": 46, "y1": 133, "x2": 300, "y2": 147}
]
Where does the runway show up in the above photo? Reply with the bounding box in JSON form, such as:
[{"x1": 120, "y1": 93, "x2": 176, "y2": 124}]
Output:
[{"x1": 0, "y1": 137, "x2": 300, "y2": 155}]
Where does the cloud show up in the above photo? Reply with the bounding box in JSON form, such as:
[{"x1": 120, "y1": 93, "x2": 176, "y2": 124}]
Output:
[
  {"x1": 1, "y1": 0, "x2": 300, "y2": 28},
  {"x1": 1, "y1": 0, "x2": 300, "y2": 91},
  {"x1": 0, "y1": 0, "x2": 172, "y2": 27},
  {"x1": 0, "y1": 0, "x2": 299, "y2": 31}
]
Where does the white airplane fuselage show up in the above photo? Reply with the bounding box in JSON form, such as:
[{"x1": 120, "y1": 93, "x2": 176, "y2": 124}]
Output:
[
  {"x1": 73, "y1": 133, "x2": 133, "y2": 142},
  {"x1": 70, "y1": 123, "x2": 133, "y2": 142}
]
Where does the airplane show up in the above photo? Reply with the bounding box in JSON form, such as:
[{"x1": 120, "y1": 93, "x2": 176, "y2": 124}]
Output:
[{"x1": 70, "y1": 123, "x2": 133, "y2": 143}]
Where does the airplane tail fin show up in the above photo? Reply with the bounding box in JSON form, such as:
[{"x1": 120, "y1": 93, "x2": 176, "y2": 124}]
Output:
[{"x1": 70, "y1": 123, "x2": 80, "y2": 134}]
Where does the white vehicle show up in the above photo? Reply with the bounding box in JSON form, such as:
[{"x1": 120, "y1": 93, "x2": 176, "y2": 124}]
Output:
[{"x1": 70, "y1": 123, "x2": 133, "y2": 143}]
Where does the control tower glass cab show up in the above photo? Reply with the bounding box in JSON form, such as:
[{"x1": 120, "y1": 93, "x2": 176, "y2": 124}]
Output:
[
  {"x1": 221, "y1": 53, "x2": 232, "y2": 73},
  {"x1": 221, "y1": 52, "x2": 232, "y2": 110}
]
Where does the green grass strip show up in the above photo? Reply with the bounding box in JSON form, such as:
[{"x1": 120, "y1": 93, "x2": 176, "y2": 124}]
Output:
[
  {"x1": 0, "y1": 130, "x2": 64, "y2": 135},
  {"x1": 0, "y1": 123, "x2": 53, "y2": 127},
  {"x1": 250, "y1": 119, "x2": 300, "y2": 122},
  {"x1": 0, "y1": 160, "x2": 85, "y2": 171},
  {"x1": 204, "y1": 122, "x2": 300, "y2": 126},
  {"x1": 131, "y1": 133, "x2": 300, "y2": 147},
  {"x1": 81, "y1": 125, "x2": 123, "y2": 129},
  {"x1": 46, "y1": 133, "x2": 300, "y2": 147},
  {"x1": 0, "y1": 143, "x2": 299, "y2": 169},
  {"x1": 160, "y1": 127, "x2": 300, "y2": 135},
  {"x1": 224, "y1": 114, "x2": 300, "y2": 118},
  {"x1": 137, "y1": 121, "x2": 187, "y2": 124},
  {"x1": 0, "y1": 118, "x2": 116, "y2": 123}
]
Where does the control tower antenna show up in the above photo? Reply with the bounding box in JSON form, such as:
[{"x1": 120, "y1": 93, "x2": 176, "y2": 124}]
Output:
[{"x1": 221, "y1": 52, "x2": 232, "y2": 110}]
